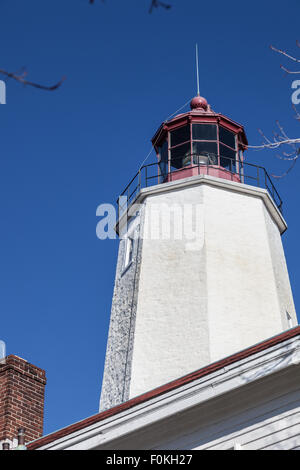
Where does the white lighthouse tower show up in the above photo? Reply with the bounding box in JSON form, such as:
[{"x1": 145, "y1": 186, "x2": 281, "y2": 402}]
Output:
[{"x1": 99, "y1": 95, "x2": 297, "y2": 412}]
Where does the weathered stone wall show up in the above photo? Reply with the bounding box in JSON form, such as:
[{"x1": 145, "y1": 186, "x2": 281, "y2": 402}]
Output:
[{"x1": 99, "y1": 209, "x2": 144, "y2": 411}]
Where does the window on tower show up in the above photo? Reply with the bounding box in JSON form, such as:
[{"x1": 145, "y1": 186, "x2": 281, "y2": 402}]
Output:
[
  {"x1": 123, "y1": 236, "x2": 134, "y2": 270},
  {"x1": 219, "y1": 126, "x2": 236, "y2": 148},
  {"x1": 192, "y1": 123, "x2": 218, "y2": 165},
  {"x1": 192, "y1": 142, "x2": 218, "y2": 165},
  {"x1": 170, "y1": 125, "x2": 191, "y2": 169},
  {"x1": 158, "y1": 140, "x2": 168, "y2": 181},
  {"x1": 170, "y1": 125, "x2": 190, "y2": 147},
  {"x1": 171, "y1": 142, "x2": 191, "y2": 169},
  {"x1": 219, "y1": 126, "x2": 237, "y2": 172},
  {"x1": 192, "y1": 123, "x2": 217, "y2": 141}
]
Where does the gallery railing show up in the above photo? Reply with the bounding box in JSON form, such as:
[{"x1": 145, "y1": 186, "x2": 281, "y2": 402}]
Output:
[{"x1": 117, "y1": 153, "x2": 283, "y2": 219}]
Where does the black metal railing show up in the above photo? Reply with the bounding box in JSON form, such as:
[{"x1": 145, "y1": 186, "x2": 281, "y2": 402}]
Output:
[{"x1": 117, "y1": 153, "x2": 283, "y2": 218}]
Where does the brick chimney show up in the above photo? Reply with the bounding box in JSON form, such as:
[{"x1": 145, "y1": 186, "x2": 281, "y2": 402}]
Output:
[{"x1": 0, "y1": 355, "x2": 46, "y2": 447}]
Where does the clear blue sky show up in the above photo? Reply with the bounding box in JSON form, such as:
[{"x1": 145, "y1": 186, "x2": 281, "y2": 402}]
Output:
[{"x1": 0, "y1": 0, "x2": 299, "y2": 437}]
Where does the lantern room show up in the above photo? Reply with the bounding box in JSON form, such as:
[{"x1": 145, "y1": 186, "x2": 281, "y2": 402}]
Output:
[{"x1": 152, "y1": 96, "x2": 248, "y2": 183}]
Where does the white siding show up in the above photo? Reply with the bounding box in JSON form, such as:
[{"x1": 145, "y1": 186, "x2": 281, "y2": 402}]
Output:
[{"x1": 154, "y1": 383, "x2": 300, "y2": 451}]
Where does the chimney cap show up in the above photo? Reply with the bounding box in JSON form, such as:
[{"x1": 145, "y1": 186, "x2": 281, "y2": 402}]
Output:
[{"x1": 15, "y1": 428, "x2": 27, "y2": 451}]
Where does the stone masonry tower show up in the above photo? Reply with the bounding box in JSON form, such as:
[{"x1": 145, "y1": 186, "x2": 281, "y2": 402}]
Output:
[{"x1": 99, "y1": 95, "x2": 297, "y2": 411}]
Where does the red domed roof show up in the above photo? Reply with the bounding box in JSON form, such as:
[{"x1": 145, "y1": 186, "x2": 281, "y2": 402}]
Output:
[{"x1": 151, "y1": 95, "x2": 248, "y2": 149}]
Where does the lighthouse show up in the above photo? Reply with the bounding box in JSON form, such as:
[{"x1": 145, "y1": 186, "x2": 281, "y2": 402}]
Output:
[{"x1": 99, "y1": 95, "x2": 297, "y2": 412}]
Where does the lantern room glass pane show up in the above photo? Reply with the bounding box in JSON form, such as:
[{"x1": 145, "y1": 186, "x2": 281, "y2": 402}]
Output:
[
  {"x1": 219, "y1": 126, "x2": 236, "y2": 149},
  {"x1": 158, "y1": 140, "x2": 168, "y2": 181},
  {"x1": 171, "y1": 142, "x2": 191, "y2": 169},
  {"x1": 192, "y1": 142, "x2": 218, "y2": 164},
  {"x1": 170, "y1": 125, "x2": 190, "y2": 147},
  {"x1": 220, "y1": 144, "x2": 237, "y2": 171},
  {"x1": 192, "y1": 124, "x2": 217, "y2": 141}
]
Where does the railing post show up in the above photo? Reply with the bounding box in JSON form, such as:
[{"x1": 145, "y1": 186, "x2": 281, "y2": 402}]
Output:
[
  {"x1": 241, "y1": 161, "x2": 244, "y2": 184},
  {"x1": 264, "y1": 170, "x2": 267, "y2": 191},
  {"x1": 138, "y1": 169, "x2": 141, "y2": 193}
]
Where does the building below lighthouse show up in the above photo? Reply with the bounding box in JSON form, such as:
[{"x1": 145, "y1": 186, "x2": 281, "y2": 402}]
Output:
[{"x1": 26, "y1": 95, "x2": 300, "y2": 451}]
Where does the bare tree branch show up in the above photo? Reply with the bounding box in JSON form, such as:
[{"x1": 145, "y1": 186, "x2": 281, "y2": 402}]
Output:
[
  {"x1": 0, "y1": 0, "x2": 172, "y2": 93},
  {"x1": 270, "y1": 42, "x2": 300, "y2": 75},
  {"x1": 89, "y1": 0, "x2": 172, "y2": 12},
  {"x1": 248, "y1": 42, "x2": 300, "y2": 178},
  {"x1": 0, "y1": 68, "x2": 65, "y2": 91},
  {"x1": 280, "y1": 65, "x2": 300, "y2": 74},
  {"x1": 149, "y1": 0, "x2": 171, "y2": 13},
  {"x1": 248, "y1": 115, "x2": 300, "y2": 178},
  {"x1": 272, "y1": 156, "x2": 298, "y2": 179},
  {"x1": 270, "y1": 44, "x2": 300, "y2": 64},
  {"x1": 248, "y1": 128, "x2": 300, "y2": 178},
  {"x1": 248, "y1": 138, "x2": 300, "y2": 150},
  {"x1": 250, "y1": 117, "x2": 300, "y2": 152},
  {"x1": 293, "y1": 103, "x2": 300, "y2": 122}
]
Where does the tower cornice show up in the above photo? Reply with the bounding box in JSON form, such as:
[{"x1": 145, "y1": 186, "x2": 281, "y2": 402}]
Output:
[{"x1": 117, "y1": 174, "x2": 287, "y2": 236}]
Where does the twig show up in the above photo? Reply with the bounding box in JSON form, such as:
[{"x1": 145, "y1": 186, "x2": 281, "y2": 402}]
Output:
[
  {"x1": 0, "y1": 68, "x2": 65, "y2": 91},
  {"x1": 149, "y1": 0, "x2": 171, "y2": 13},
  {"x1": 280, "y1": 65, "x2": 300, "y2": 74},
  {"x1": 248, "y1": 138, "x2": 300, "y2": 150},
  {"x1": 270, "y1": 44, "x2": 300, "y2": 63},
  {"x1": 271, "y1": 42, "x2": 300, "y2": 75},
  {"x1": 272, "y1": 156, "x2": 298, "y2": 179},
  {"x1": 89, "y1": 0, "x2": 172, "y2": 12}
]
